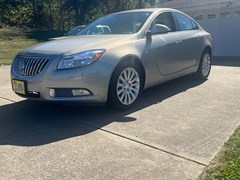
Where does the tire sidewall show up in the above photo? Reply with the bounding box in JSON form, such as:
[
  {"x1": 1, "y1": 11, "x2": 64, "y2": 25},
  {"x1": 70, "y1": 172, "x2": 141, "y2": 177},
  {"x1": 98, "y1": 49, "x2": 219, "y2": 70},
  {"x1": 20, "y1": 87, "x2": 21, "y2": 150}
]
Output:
[
  {"x1": 107, "y1": 62, "x2": 143, "y2": 110},
  {"x1": 197, "y1": 50, "x2": 212, "y2": 79}
]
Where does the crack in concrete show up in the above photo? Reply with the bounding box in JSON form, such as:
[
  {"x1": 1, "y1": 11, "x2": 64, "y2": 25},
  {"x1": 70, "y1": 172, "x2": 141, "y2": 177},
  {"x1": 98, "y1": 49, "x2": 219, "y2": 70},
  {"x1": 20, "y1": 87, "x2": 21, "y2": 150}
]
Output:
[
  {"x1": 0, "y1": 97, "x2": 207, "y2": 167},
  {"x1": 71, "y1": 119, "x2": 208, "y2": 167},
  {"x1": 0, "y1": 96, "x2": 16, "y2": 103}
]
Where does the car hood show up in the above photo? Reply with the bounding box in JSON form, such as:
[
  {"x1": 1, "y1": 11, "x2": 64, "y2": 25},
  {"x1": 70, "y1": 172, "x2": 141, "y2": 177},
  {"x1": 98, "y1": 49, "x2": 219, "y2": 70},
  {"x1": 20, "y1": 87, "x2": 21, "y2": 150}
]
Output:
[{"x1": 22, "y1": 35, "x2": 137, "y2": 56}]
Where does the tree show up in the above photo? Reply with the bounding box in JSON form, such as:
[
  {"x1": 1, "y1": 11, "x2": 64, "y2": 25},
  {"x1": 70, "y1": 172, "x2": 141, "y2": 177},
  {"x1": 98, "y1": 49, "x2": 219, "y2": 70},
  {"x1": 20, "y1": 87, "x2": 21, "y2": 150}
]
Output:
[{"x1": 0, "y1": 0, "x2": 158, "y2": 30}]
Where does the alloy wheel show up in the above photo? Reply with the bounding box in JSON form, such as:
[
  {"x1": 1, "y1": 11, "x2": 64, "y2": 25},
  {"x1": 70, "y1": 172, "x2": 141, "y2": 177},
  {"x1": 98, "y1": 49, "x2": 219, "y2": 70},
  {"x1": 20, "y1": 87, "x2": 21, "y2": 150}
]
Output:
[
  {"x1": 202, "y1": 53, "x2": 211, "y2": 77},
  {"x1": 116, "y1": 67, "x2": 140, "y2": 105}
]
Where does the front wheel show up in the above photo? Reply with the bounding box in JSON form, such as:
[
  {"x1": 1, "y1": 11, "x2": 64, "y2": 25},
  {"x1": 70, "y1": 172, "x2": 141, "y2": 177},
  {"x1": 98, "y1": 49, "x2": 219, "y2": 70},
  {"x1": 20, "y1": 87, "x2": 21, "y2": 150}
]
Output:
[
  {"x1": 107, "y1": 63, "x2": 143, "y2": 110},
  {"x1": 195, "y1": 50, "x2": 212, "y2": 79}
]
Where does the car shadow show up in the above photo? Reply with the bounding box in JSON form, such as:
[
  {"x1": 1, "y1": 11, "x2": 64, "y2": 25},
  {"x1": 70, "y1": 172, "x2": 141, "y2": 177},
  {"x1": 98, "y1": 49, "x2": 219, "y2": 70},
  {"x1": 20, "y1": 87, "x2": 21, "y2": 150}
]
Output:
[
  {"x1": 0, "y1": 75, "x2": 206, "y2": 147},
  {"x1": 212, "y1": 57, "x2": 240, "y2": 67}
]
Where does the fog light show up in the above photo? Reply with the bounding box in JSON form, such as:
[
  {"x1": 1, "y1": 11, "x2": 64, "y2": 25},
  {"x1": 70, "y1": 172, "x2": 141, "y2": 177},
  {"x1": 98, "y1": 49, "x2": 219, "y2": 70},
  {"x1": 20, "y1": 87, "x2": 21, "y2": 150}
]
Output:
[
  {"x1": 50, "y1": 89, "x2": 55, "y2": 97},
  {"x1": 72, "y1": 89, "x2": 91, "y2": 96}
]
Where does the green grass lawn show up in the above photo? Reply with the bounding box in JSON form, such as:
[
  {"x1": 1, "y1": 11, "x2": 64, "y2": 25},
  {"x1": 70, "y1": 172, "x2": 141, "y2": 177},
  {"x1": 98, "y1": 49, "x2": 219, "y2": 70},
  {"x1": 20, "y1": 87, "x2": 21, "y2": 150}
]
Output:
[
  {"x1": 0, "y1": 28, "x2": 65, "y2": 65},
  {"x1": 200, "y1": 126, "x2": 240, "y2": 179}
]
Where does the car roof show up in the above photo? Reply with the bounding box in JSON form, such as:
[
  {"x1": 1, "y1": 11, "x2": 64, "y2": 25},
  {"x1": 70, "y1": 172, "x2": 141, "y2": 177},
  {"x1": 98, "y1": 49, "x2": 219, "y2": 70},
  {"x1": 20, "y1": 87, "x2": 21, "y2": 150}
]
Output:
[{"x1": 113, "y1": 8, "x2": 178, "y2": 14}]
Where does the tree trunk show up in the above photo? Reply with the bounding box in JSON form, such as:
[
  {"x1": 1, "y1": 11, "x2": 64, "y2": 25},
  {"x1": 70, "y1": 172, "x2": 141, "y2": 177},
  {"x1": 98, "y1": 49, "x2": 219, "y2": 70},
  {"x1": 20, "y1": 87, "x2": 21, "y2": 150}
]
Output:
[
  {"x1": 59, "y1": 0, "x2": 65, "y2": 30},
  {"x1": 138, "y1": 0, "x2": 144, "y2": 8},
  {"x1": 75, "y1": 0, "x2": 80, "y2": 25},
  {"x1": 32, "y1": 0, "x2": 37, "y2": 28},
  {"x1": 48, "y1": 0, "x2": 54, "y2": 30},
  {"x1": 68, "y1": 10, "x2": 71, "y2": 30}
]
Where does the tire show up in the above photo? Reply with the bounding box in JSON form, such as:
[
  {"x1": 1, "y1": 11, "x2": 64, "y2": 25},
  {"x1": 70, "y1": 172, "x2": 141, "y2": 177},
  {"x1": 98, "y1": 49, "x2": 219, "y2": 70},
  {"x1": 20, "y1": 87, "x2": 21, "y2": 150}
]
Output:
[
  {"x1": 195, "y1": 50, "x2": 212, "y2": 79},
  {"x1": 107, "y1": 62, "x2": 144, "y2": 110}
]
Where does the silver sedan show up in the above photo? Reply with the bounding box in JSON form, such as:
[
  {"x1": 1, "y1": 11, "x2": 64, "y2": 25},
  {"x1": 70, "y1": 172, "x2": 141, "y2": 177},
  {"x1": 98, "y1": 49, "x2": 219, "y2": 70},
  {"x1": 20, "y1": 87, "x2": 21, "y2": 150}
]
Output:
[{"x1": 11, "y1": 8, "x2": 212, "y2": 109}]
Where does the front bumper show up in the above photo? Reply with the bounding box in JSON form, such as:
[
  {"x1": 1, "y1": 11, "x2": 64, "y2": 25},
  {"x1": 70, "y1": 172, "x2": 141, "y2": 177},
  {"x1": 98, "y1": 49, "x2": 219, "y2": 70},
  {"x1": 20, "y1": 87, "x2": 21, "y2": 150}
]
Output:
[{"x1": 11, "y1": 56, "x2": 114, "y2": 103}]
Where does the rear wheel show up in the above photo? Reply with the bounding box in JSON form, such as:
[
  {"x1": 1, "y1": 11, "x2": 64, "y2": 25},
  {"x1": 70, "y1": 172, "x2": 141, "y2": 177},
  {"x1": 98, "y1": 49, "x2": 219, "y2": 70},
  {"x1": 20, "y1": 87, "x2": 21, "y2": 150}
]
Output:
[
  {"x1": 108, "y1": 63, "x2": 143, "y2": 110},
  {"x1": 195, "y1": 50, "x2": 212, "y2": 79}
]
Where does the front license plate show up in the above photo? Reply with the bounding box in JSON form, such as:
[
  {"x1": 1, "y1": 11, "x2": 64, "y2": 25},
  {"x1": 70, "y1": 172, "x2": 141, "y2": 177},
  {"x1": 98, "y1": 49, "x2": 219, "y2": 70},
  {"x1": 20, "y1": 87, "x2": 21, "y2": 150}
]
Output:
[{"x1": 12, "y1": 79, "x2": 26, "y2": 95}]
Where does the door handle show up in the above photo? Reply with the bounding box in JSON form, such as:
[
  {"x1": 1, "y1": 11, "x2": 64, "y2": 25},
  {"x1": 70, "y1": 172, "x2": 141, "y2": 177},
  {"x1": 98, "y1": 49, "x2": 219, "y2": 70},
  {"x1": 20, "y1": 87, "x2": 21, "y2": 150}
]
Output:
[{"x1": 176, "y1": 40, "x2": 182, "y2": 44}]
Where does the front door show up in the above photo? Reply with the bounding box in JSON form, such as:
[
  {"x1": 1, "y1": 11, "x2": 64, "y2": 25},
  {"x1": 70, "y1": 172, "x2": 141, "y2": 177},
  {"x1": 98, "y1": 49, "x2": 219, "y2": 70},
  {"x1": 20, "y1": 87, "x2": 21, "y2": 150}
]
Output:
[
  {"x1": 147, "y1": 12, "x2": 185, "y2": 77},
  {"x1": 148, "y1": 32, "x2": 183, "y2": 76}
]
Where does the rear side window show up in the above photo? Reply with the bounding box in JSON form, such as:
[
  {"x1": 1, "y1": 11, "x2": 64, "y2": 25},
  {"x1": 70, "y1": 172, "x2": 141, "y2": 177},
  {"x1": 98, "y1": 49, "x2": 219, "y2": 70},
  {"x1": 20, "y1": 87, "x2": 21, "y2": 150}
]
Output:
[
  {"x1": 174, "y1": 13, "x2": 198, "y2": 31},
  {"x1": 191, "y1": 20, "x2": 199, "y2": 29}
]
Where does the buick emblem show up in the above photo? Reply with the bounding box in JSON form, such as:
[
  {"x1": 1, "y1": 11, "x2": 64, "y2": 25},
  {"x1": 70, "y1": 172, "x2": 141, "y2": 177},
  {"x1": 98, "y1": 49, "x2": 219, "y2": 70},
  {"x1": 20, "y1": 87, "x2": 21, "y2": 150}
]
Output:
[{"x1": 19, "y1": 60, "x2": 26, "y2": 71}]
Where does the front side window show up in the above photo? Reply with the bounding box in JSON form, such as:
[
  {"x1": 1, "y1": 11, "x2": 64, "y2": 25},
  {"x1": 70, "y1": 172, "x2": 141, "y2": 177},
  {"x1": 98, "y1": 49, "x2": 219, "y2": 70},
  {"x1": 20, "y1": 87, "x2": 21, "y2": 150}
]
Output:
[
  {"x1": 174, "y1": 13, "x2": 197, "y2": 31},
  {"x1": 151, "y1": 12, "x2": 176, "y2": 32},
  {"x1": 79, "y1": 12, "x2": 152, "y2": 35}
]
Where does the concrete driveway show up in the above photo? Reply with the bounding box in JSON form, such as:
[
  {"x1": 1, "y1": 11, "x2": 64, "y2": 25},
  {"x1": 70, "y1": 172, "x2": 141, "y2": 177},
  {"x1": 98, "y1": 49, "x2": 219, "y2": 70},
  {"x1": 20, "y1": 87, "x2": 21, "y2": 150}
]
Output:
[{"x1": 0, "y1": 58, "x2": 239, "y2": 179}]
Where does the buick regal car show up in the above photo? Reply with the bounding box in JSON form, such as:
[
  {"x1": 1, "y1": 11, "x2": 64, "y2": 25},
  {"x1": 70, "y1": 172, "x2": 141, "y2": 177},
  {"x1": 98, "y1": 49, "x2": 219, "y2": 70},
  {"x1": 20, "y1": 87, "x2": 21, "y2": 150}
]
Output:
[{"x1": 11, "y1": 8, "x2": 212, "y2": 109}]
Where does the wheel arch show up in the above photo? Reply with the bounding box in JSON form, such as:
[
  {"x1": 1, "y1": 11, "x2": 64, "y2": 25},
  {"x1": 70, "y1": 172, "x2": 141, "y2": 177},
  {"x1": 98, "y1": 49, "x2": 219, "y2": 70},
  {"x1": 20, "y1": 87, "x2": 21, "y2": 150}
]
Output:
[
  {"x1": 108, "y1": 55, "x2": 146, "y2": 95},
  {"x1": 204, "y1": 45, "x2": 212, "y2": 58}
]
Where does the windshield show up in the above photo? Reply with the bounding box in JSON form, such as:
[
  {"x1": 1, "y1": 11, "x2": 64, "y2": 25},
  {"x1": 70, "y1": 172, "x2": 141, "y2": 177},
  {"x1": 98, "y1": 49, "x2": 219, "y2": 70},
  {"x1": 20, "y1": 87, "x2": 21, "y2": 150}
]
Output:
[
  {"x1": 66, "y1": 27, "x2": 79, "y2": 35},
  {"x1": 79, "y1": 12, "x2": 152, "y2": 35}
]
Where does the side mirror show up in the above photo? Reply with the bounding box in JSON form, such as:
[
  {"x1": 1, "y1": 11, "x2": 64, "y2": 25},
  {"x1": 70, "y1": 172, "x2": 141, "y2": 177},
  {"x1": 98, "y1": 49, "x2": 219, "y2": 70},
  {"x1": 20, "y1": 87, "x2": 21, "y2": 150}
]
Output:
[
  {"x1": 146, "y1": 30, "x2": 152, "y2": 39},
  {"x1": 150, "y1": 24, "x2": 171, "y2": 35}
]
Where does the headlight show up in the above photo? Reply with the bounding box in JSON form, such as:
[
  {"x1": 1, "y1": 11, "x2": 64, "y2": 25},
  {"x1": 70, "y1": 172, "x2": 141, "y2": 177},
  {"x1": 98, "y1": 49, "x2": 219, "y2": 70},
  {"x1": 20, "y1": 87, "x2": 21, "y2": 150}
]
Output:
[{"x1": 58, "y1": 49, "x2": 105, "y2": 69}]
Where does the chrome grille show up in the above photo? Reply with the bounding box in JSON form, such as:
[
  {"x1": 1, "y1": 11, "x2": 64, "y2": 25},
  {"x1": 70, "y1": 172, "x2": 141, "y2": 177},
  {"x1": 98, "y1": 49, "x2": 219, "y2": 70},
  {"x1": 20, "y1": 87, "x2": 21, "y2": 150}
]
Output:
[{"x1": 16, "y1": 56, "x2": 49, "y2": 76}]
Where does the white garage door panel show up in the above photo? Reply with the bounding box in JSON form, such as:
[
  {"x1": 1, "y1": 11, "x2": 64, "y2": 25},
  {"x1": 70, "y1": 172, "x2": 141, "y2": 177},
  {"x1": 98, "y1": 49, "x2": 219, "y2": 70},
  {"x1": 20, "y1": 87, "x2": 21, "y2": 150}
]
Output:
[{"x1": 202, "y1": 16, "x2": 240, "y2": 56}]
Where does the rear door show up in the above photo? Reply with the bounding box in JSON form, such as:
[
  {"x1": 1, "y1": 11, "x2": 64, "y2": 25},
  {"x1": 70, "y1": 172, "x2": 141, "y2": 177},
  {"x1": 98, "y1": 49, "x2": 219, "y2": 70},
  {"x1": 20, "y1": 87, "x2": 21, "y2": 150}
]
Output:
[{"x1": 172, "y1": 12, "x2": 202, "y2": 69}]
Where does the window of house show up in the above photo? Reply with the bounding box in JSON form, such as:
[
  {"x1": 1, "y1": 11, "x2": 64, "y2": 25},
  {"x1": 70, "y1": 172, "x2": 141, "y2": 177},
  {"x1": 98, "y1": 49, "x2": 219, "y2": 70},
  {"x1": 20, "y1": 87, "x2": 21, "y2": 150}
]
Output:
[
  {"x1": 207, "y1": 13, "x2": 217, "y2": 19},
  {"x1": 221, "y1": 11, "x2": 231, "y2": 18},
  {"x1": 195, "y1": 14, "x2": 204, "y2": 20},
  {"x1": 235, "y1": 10, "x2": 240, "y2": 16}
]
